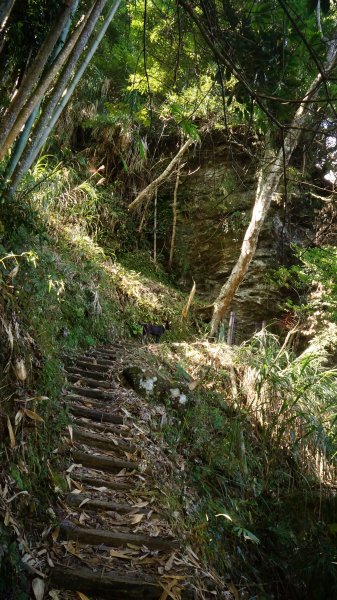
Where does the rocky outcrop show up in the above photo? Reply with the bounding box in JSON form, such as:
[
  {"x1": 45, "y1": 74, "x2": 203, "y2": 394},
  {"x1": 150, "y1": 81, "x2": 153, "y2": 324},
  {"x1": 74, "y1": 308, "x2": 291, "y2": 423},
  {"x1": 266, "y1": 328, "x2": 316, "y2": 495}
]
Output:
[{"x1": 161, "y1": 137, "x2": 313, "y2": 340}]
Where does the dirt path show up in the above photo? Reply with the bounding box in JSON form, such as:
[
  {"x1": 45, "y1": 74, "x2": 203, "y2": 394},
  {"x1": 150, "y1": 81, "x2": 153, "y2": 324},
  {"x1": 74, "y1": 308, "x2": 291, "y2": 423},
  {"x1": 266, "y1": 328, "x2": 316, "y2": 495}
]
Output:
[{"x1": 46, "y1": 344, "x2": 200, "y2": 599}]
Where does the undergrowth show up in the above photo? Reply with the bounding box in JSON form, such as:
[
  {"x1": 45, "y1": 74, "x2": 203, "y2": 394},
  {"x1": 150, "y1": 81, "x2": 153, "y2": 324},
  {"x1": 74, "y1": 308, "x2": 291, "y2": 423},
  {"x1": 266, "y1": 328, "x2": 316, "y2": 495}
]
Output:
[
  {"x1": 144, "y1": 335, "x2": 337, "y2": 600},
  {"x1": 0, "y1": 160, "x2": 196, "y2": 593}
]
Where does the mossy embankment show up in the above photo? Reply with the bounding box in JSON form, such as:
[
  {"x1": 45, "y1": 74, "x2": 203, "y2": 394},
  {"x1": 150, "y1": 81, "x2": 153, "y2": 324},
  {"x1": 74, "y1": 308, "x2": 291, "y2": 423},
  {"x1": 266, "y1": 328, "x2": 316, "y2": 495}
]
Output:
[
  {"x1": 0, "y1": 168, "x2": 336, "y2": 599},
  {"x1": 0, "y1": 189, "x2": 199, "y2": 597}
]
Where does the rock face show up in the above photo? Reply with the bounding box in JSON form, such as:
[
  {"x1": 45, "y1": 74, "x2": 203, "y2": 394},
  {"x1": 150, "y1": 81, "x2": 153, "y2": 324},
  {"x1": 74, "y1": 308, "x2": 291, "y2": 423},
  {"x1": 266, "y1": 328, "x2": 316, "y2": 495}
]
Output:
[{"x1": 161, "y1": 136, "x2": 313, "y2": 340}]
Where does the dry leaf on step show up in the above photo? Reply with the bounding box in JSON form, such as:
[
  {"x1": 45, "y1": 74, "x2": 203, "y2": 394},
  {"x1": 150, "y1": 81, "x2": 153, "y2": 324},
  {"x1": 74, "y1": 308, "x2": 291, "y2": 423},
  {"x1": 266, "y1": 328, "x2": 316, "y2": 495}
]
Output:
[
  {"x1": 164, "y1": 553, "x2": 176, "y2": 572},
  {"x1": 32, "y1": 577, "x2": 44, "y2": 600},
  {"x1": 79, "y1": 498, "x2": 90, "y2": 508},
  {"x1": 51, "y1": 527, "x2": 60, "y2": 541},
  {"x1": 48, "y1": 591, "x2": 60, "y2": 599},
  {"x1": 130, "y1": 513, "x2": 144, "y2": 524},
  {"x1": 76, "y1": 593, "x2": 91, "y2": 600},
  {"x1": 109, "y1": 549, "x2": 133, "y2": 559}
]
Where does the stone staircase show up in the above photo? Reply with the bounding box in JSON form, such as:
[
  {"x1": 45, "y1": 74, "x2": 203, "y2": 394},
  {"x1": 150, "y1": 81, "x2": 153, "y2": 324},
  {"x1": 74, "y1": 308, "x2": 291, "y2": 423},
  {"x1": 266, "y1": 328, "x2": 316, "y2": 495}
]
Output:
[{"x1": 48, "y1": 344, "x2": 195, "y2": 599}]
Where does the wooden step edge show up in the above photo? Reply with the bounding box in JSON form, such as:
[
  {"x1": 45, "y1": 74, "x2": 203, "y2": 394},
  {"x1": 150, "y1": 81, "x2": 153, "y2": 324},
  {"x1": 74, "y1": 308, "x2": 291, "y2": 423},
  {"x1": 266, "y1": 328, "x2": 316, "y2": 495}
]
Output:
[
  {"x1": 65, "y1": 493, "x2": 150, "y2": 513},
  {"x1": 66, "y1": 366, "x2": 112, "y2": 380},
  {"x1": 70, "y1": 417, "x2": 130, "y2": 435},
  {"x1": 71, "y1": 473, "x2": 134, "y2": 491},
  {"x1": 66, "y1": 373, "x2": 113, "y2": 389},
  {"x1": 71, "y1": 427, "x2": 136, "y2": 453},
  {"x1": 85, "y1": 350, "x2": 117, "y2": 360},
  {"x1": 59, "y1": 522, "x2": 179, "y2": 550},
  {"x1": 72, "y1": 360, "x2": 112, "y2": 372},
  {"x1": 69, "y1": 405, "x2": 125, "y2": 425},
  {"x1": 77, "y1": 356, "x2": 116, "y2": 367},
  {"x1": 68, "y1": 386, "x2": 116, "y2": 400},
  {"x1": 71, "y1": 450, "x2": 139, "y2": 473},
  {"x1": 50, "y1": 565, "x2": 163, "y2": 598}
]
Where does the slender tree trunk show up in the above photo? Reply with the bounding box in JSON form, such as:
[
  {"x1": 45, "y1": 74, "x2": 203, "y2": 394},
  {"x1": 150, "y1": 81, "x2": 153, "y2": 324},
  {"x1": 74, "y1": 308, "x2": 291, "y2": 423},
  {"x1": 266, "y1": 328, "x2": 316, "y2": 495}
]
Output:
[
  {"x1": 4, "y1": 0, "x2": 80, "y2": 179},
  {"x1": 3, "y1": 6, "x2": 84, "y2": 161},
  {"x1": 9, "y1": 0, "x2": 121, "y2": 195},
  {"x1": 153, "y1": 188, "x2": 157, "y2": 264},
  {"x1": 0, "y1": 0, "x2": 74, "y2": 158},
  {"x1": 128, "y1": 138, "x2": 194, "y2": 211},
  {"x1": 0, "y1": 0, "x2": 15, "y2": 30},
  {"x1": 210, "y1": 56, "x2": 337, "y2": 336},
  {"x1": 169, "y1": 166, "x2": 180, "y2": 268}
]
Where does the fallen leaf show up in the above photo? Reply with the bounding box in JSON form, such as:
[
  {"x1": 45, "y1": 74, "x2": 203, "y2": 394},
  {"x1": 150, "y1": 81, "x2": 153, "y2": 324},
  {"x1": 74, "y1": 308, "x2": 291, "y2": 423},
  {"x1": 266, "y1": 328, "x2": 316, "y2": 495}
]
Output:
[
  {"x1": 47, "y1": 554, "x2": 54, "y2": 567},
  {"x1": 8, "y1": 265, "x2": 19, "y2": 279},
  {"x1": 23, "y1": 408, "x2": 44, "y2": 422},
  {"x1": 133, "y1": 500, "x2": 149, "y2": 508},
  {"x1": 15, "y1": 358, "x2": 27, "y2": 381},
  {"x1": 79, "y1": 498, "x2": 90, "y2": 508},
  {"x1": 164, "y1": 553, "x2": 176, "y2": 572},
  {"x1": 15, "y1": 410, "x2": 23, "y2": 427},
  {"x1": 66, "y1": 463, "x2": 79, "y2": 473},
  {"x1": 130, "y1": 513, "x2": 144, "y2": 524},
  {"x1": 7, "y1": 416, "x2": 15, "y2": 448},
  {"x1": 109, "y1": 549, "x2": 134, "y2": 559},
  {"x1": 51, "y1": 527, "x2": 60, "y2": 541},
  {"x1": 48, "y1": 591, "x2": 60, "y2": 600},
  {"x1": 159, "y1": 578, "x2": 179, "y2": 600},
  {"x1": 32, "y1": 577, "x2": 44, "y2": 600},
  {"x1": 68, "y1": 425, "x2": 73, "y2": 442},
  {"x1": 76, "y1": 593, "x2": 90, "y2": 600}
]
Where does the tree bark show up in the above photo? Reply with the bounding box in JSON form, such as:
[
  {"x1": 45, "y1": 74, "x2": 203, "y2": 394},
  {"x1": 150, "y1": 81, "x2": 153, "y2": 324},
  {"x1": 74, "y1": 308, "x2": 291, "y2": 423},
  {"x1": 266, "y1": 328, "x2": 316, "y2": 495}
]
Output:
[
  {"x1": 169, "y1": 166, "x2": 181, "y2": 268},
  {"x1": 153, "y1": 188, "x2": 157, "y2": 264},
  {"x1": 3, "y1": 8, "x2": 84, "y2": 166},
  {"x1": 210, "y1": 56, "x2": 337, "y2": 336},
  {"x1": 0, "y1": 1, "x2": 74, "y2": 159},
  {"x1": 128, "y1": 137, "x2": 194, "y2": 211},
  {"x1": 9, "y1": 0, "x2": 122, "y2": 195},
  {"x1": 0, "y1": 0, "x2": 15, "y2": 30}
]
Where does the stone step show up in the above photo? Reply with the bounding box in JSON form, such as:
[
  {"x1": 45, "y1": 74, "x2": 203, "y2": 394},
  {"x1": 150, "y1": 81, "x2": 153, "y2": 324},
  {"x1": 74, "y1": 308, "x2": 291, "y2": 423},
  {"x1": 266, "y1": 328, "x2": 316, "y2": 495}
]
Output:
[
  {"x1": 71, "y1": 450, "x2": 138, "y2": 473},
  {"x1": 60, "y1": 522, "x2": 178, "y2": 551}
]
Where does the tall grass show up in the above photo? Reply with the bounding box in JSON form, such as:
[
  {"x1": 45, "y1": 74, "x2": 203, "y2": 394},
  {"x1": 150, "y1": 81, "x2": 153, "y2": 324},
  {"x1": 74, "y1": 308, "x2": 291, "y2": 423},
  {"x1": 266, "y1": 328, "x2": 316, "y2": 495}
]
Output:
[{"x1": 238, "y1": 330, "x2": 337, "y2": 483}]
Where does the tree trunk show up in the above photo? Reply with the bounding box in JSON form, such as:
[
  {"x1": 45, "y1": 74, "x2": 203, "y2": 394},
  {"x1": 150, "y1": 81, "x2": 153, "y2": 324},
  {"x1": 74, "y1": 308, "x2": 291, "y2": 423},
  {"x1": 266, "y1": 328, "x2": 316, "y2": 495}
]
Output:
[
  {"x1": 128, "y1": 138, "x2": 194, "y2": 211},
  {"x1": 153, "y1": 188, "x2": 157, "y2": 264},
  {"x1": 0, "y1": 1, "x2": 74, "y2": 159},
  {"x1": 0, "y1": 0, "x2": 15, "y2": 30},
  {"x1": 3, "y1": 2, "x2": 83, "y2": 169},
  {"x1": 210, "y1": 60, "x2": 337, "y2": 336},
  {"x1": 169, "y1": 166, "x2": 180, "y2": 268},
  {"x1": 4, "y1": 0, "x2": 79, "y2": 179},
  {"x1": 8, "y1": 0, "x2": 121, "y2": 195}
]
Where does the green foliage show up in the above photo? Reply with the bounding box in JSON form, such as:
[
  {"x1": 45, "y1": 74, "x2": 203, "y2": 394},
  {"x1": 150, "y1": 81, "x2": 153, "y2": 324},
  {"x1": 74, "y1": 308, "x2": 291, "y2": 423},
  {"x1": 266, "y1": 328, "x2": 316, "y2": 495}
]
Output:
[
  {"x1": 156, "y1": 330, "x2": 337, "y2": 598},
  {"x1": 0, "y1": 524, "x2": 29, "y2": 600},
  {"x1": 271, "y1": 245, "x2": 337, "y2": 326}
]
